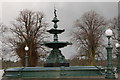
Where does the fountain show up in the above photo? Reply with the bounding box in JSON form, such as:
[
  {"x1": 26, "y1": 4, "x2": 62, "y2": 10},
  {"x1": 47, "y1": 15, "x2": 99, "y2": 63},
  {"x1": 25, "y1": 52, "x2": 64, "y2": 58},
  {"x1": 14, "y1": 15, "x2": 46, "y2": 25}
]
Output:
[
  {"x1": 43, "y1": 9, "x2": 71, "y2": 67},
  {"x1": 2, "y1": 9, "x2": 106, "y2": 79}
]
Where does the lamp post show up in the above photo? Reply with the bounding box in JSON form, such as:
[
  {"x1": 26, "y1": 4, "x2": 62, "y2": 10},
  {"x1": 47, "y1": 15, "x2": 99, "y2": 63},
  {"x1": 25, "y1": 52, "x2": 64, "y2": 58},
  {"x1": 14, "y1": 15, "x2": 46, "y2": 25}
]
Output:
[
  {"x1": 25, "y1": 45, "x2": 29, "y2": 67},
  {"x1": 116, "y1": 43, "x2": 120, "y2": 74},
  {"x1": 105, "y1": 29, "x2": 116, "y2": 79}
]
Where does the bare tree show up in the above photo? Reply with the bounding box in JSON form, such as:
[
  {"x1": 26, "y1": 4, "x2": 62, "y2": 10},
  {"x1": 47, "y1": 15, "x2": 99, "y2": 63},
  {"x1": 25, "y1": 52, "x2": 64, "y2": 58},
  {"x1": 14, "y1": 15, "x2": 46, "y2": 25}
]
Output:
[
  {"x1": 0, "y1": 23, "x2": 9, "y2": 60},
  {"x1": 111, "y1": 17, "x2": 120, "y2": 55},
  {"x1": 7, "y1": 9, "x2": 48, "y2": 67},
  {"x1": 72, "y1": 11, "x2": 106, "y2": 65},
  {"x1": 111, "y1": 17, "x2": 120, "y2": 43},
  {"x1": 0, "y1": 23, "x2": 4, "y2": 60}
]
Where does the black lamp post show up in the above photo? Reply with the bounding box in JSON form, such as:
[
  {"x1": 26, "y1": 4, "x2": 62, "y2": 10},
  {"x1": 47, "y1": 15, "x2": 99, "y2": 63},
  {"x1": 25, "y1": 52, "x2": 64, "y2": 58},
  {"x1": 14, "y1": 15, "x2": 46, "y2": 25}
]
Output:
[
  {"x1": 105, "y1": 28, "x2": 116, "y2": 79},
  {"x1": 25, "y1": 45, "x2": 29, "y2": 67},
  {"x1": 116, "y1": 43, "x2": 120, "y2": 74}
]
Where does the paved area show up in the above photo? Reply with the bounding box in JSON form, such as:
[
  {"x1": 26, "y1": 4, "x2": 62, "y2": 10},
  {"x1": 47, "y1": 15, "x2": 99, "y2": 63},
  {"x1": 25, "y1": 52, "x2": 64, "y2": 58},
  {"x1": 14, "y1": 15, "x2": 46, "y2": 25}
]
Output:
[
  {"x1": 1, "y1": 78, "x2": 120, "y2": 80},
  {"x1": 0, "y1": 70, "x2": 4, "y2": 80}
]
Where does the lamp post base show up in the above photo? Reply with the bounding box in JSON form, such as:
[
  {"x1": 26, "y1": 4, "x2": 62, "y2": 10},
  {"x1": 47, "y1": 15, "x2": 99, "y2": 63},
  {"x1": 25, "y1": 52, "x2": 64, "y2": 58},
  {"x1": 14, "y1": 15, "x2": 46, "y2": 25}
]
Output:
[
  {"x1": 117, "y1": 68, "x2": 120, "y2": 74},
  {"x1": 105, "y1": 72, "x2": 116, "y2": 79},
  {"x1": 116, "y1": 54, "x2": 120, "y2": 74}
]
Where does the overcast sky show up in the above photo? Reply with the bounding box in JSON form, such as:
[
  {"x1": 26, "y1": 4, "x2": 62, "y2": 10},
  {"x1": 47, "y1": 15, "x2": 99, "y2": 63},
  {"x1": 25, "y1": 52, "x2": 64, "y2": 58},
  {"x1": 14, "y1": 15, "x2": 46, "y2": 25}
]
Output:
[{"x1": 1, "y1": 2, "x2": 118, "y2": 59}]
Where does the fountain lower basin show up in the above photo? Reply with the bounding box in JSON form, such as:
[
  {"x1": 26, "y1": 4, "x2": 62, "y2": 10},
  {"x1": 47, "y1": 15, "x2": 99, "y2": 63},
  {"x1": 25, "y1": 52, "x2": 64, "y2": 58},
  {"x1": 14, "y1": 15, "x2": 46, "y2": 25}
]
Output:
[{"x1": 3, "y1": 66, "x2": 105, "y2": 78}]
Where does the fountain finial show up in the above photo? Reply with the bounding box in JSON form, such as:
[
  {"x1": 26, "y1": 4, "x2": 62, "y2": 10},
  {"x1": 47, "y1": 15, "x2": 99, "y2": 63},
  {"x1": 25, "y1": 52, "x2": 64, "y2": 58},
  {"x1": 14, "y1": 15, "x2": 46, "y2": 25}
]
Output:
[
  {"x1": 52, "y1": 8, "x2": 59, "y2": 28},
  {"x1": 54, "y1": 8, "x2": 57, "y2": 17}
]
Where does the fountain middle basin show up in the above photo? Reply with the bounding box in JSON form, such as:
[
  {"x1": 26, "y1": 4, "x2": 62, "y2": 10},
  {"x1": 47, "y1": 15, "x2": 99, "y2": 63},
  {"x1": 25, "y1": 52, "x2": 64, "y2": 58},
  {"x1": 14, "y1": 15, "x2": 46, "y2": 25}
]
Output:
[{"x1": 43, "y1": 41, "x2": 71, "y2": 48}]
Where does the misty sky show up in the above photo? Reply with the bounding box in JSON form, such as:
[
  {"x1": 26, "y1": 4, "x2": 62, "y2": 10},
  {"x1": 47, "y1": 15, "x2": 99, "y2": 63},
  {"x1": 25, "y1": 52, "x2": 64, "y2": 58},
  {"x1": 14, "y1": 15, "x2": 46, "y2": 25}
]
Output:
[{"x1": 1, "y1": 2, "x2": 118, "y2": 59}]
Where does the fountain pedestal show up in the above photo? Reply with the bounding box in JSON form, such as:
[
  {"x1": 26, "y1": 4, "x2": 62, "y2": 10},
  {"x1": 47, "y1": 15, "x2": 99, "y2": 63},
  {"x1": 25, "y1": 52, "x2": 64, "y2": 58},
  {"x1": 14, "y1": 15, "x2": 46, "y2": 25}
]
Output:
[{"x1": 44, "y1": 48, "x2": 69, "y2": 67}]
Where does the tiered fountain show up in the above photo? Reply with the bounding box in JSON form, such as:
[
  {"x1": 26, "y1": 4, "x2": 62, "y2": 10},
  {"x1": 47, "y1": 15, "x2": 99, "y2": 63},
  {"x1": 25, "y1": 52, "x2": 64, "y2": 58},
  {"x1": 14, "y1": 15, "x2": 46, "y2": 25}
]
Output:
[
  {"x1": 2, "y1": 9, "x2": 105, "y2": 79},
  {"x1": 43, "y1": 9, "x2": 71, "y2": 67}
]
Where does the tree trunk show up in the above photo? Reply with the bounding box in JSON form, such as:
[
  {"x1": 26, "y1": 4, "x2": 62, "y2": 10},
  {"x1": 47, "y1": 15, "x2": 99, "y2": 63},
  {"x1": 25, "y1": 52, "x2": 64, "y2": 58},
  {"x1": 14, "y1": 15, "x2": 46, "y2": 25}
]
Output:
[{"x1": 90, "y1": 54, "x2": 95, "y2": 66}]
